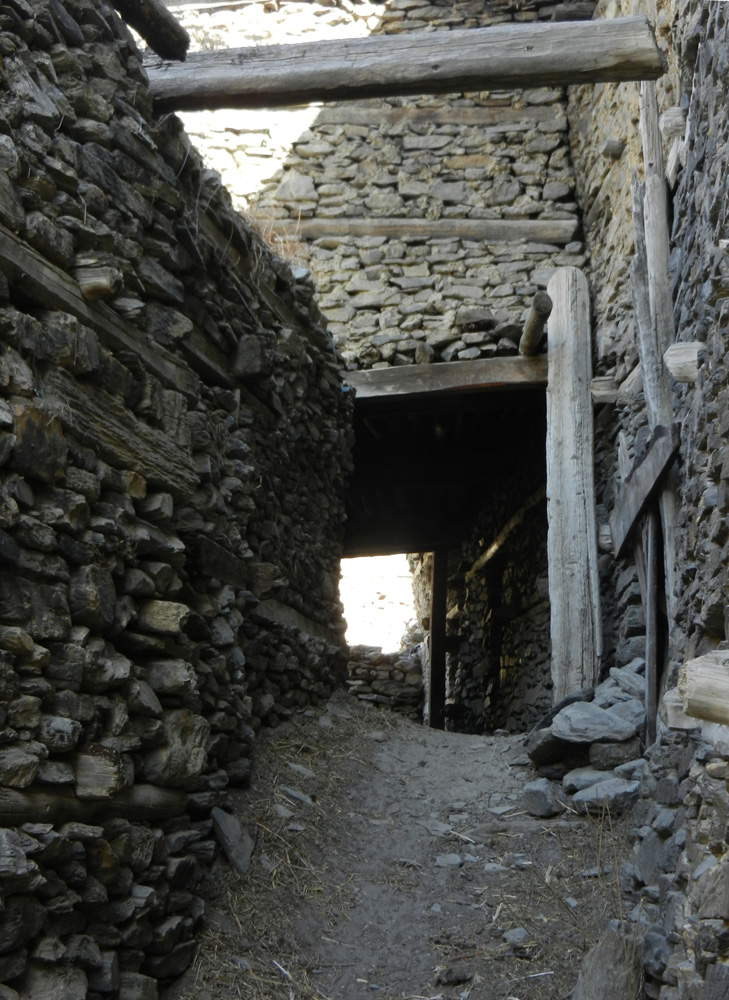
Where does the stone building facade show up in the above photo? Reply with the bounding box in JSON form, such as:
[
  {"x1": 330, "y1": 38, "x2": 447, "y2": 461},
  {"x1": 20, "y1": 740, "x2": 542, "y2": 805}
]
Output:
[{"x1": 0, "y1": 1, "x2": 352, "y2": 994}]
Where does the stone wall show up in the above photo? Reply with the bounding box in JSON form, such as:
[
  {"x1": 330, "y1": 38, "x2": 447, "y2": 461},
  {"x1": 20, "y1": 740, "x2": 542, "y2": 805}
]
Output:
[
  {"x1": 175, "y1": 0, "x2": 587, "y2": 371},
  {"x1": 0, "y1": 1, "x2": 352, "y2": 996}
]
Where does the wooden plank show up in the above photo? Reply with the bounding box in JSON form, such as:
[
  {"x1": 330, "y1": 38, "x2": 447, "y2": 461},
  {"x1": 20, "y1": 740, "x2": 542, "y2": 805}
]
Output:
[
  {"x1": 429, "y1": 547, "x2": 448, "y2": 730},
  {"x1": 546, "y1": 267, "x2": 601, "y2": 700},
  {"x1": 346, "y1": 356, "x2": 548, "y2": 404},
  {"x1": 147, "y1": 17, "x2": 665, "y2": 112},
  {"x1": 644, "y1": 508, "x2": 659, "y2": 744},
  {"x1": 519, "y1": 291, "x2": 553, "y2": 356},
  {"x1": 313, "y1": 104, "x2": 565, "y2": 128},
  {"x1": 0, "y1": 223, "x2": 200, "y2": 401},
  {"x1": 42, "y1": 368, "x2": 199, "y2": 502},
  {"x1": 272, "y1": 216, "x2": 579, "y2": 246},
  {"x1": 610, "y1": 424, "x2": 680, "y2": 557},
  {"x1": 111, "y1": 0, "x2": 190, "y2": 61}
]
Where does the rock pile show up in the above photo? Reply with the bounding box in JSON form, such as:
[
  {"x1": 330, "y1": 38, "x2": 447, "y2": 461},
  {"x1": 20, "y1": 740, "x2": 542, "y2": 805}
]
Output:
[
  {"x1": 523, "y1": 658, "x2": 647, "y2": 817},
  {"x1": 0, "y1": 0, "x2": 352, "y2": 994},
  {"x1": 346, "y1": 644, "x2": 423, "y2": 720}
]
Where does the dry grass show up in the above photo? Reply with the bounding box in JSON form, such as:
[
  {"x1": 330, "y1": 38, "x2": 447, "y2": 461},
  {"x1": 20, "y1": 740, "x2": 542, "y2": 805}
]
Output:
[{"x1": 164, "y1": 699, "x2": 637, "y2": 1000}]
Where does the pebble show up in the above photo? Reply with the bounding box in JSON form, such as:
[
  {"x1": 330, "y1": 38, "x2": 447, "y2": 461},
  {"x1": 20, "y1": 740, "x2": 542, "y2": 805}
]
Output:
[{"x1": 435, "y1": 854, "x2": 463, "y2": 868}]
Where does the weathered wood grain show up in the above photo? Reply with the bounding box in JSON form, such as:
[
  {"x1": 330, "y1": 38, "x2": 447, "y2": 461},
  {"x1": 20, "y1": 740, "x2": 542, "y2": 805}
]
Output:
[
  {"x1": 147, "y1": 17, "x2": 665, "y2": 111},
  {"x1": 664, "y1": 341, "x2": 702, "y2": 383},
  {"x1": 519, "y1": 290, "x2": 553, "y2": 355},
  {"x1": 272, "y1": 216, "x2": 579, "y2": 245},
  {"x1": 680, "y1": 651, "x2": 729, "y2": 725},
  {"x1": 42, "y1": 368, "x2": 199, "y2": 501},
  {"x1": 346, "y1": 356, "x2": 548, "y2": 403},
  {"x1": 610, "y1": 424, "x2": 680, "y2": 557},
  {"x1": 546, "y1": 267, "x2": 601, "y2": 700},
  {"x1": 111, "y1": 0, "x2": 190, "y2": 61}
]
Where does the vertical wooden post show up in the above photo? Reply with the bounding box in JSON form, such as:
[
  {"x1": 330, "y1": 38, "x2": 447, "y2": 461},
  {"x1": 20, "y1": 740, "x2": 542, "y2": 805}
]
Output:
[
  {"x1": 637, "y1": 81, "x2": 678, "y2": 618},
  {"x1": 429, "y1": 546, "x2": 448, "y2": 730},
  {"x1": 644, "y1": 509, "x2": 660, "y2": 744},
  {"x1": 546, "y1": 267, "x2": 602, "y2": 702}
]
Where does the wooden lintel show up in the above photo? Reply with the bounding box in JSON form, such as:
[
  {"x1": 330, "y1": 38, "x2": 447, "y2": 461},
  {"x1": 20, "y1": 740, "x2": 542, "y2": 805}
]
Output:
[
  {"x1": 610, "y1": 424, "x2": 680, "y2": 558},
  {"x1": 111, "y1": 0, "x2": 190, "y2": 61},
  {"x1": 147, "y1": 16, "x2": 665, "y2": 112},
  {"x1": 272, "y1": 217, "x2": 579, "y2": 246},
  {"x1": 0, "y1": 223, "x2": 200, "y2": 402},
  {"x1": 345, "y1": 356, "x2": 548, "y2": 404}
]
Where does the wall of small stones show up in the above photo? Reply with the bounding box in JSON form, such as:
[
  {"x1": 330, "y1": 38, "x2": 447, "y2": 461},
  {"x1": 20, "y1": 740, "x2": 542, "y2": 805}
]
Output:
[
  {"x1": 175, "y1": 0, "x2": 587, "y2": 371},
  {"x1": 0, "y1": 1, "x2": 352, "y2": 997}
]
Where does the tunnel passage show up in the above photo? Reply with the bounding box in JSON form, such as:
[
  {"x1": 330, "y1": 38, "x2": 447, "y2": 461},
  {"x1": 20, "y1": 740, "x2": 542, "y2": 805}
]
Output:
[{"x1": 343, "y1": 358, "x2": 551, "y2": 732}]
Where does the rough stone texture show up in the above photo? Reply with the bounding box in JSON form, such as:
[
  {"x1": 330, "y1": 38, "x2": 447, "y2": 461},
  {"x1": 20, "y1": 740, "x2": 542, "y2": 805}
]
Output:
[
  {"x1": 0, "y1": 0, "x2": 352, "y2": 994},
  {"x1": 176, "y1": 0, "x2": 584, "y2": 372}
]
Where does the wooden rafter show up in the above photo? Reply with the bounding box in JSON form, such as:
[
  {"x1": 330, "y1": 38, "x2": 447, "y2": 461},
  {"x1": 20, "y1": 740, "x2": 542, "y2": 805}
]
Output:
[{"x1": 146, "y1": 16, "x2": 665, "y2": 111}]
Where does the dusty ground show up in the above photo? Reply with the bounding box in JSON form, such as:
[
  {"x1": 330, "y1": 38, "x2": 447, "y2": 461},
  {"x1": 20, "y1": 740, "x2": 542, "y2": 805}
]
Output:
[{"x1": 164, "y1": 691, "x2": 633, "y2": 1000}]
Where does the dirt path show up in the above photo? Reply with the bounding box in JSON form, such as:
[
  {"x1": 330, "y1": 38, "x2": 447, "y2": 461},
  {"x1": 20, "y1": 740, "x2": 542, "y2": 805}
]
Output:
[{"x1": 165, "y1": 692, "x2": 629, "y2": 1000}]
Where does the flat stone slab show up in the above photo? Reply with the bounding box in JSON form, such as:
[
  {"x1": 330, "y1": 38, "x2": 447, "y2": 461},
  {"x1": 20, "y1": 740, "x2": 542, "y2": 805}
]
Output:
[
  {"x1": 571, "y1": 778, "x2": 641, "y2": 814},
  {"x1": 551, "y1": 702, "x2": 637, "y2": 744},
  {"x1": 562, "y1": 766, "x2": 608, "y2": 794}
]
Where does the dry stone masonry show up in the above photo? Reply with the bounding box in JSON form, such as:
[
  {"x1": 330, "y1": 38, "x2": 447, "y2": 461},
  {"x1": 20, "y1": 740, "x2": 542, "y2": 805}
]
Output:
[{"x1": 0, "y1": 0, "x2": 352, "y2": 995}]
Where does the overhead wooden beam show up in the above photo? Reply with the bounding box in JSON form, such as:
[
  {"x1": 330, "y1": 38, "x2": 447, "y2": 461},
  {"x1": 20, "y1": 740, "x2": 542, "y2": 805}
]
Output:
[
  {"x1": 271, "y1": 217, "x2": 579, "y2": 246},
  {"x1": 346, "y1": 356, "x2": 548, "y2": 405},
  {"x1": 111, "y1": 0, "x2": 190, "y2": 61},
  {"x1": 546, "y1": 267, "x2": 601, "y2": 701},
  {"x1": 147, "y1": 16, "x2": 665, "y2": 112},
  {"x1": 610, "y1": 423, "x2": 680, "y2": 558}
]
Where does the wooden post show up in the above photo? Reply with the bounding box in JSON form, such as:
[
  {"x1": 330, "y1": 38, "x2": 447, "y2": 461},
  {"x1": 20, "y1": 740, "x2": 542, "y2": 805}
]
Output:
[
  {"x1": 429, "y1": 547, "x2": 448, "y2": 730},
  {"x1": 546, "y1": 267, "x2": 602, "y2": 701},
  {"x1": 636, "y1": 84, "x2": 678, "y2": 617},
  {"x1": 644, "y1": 509, "x2": 659, "y2": 744},
  {"x1": 147, "y1": 16, "x2": 665, "y2": 112},
  {"x1": 519, "y1": 291, "x2": 553, "y2": 356}
]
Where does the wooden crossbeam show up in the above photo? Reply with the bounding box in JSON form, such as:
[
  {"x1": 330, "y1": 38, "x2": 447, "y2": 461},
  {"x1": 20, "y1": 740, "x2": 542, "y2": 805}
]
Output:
[
  {"x1": 271, "y1": 217, "x2": 579, "y2": 246},
  {"x1": 610, "y1": 424, "x2": 680, "y2": 558},
  {"x1": 345, "y1": 356, "x2": 548, "y2": 404},
  {"x1": 147, "y1": 17, "x2": 665, "y2": 112}
]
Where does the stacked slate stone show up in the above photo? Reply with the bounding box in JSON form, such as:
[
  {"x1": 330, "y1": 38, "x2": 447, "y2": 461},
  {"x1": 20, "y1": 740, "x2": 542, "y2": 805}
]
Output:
[
  {"x1": 176, "y1": 0, "x2": 588, "y2": 372},
  {"x1": 346, "y1": 644, "x2": 423, "y2": 720},
  {"x1": 0, "y1": 0, "x2": 352, "y2": 995},
  {"x1": 570, "y1": 719, "x2": 729, "y2": 1000},
  {"x1": 522, "y1": 658, "x2": 647, "y2": 817}
]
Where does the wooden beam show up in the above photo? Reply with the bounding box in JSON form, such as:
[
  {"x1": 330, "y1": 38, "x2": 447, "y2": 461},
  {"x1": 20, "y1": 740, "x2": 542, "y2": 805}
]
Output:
[
  {"x1": 111, "y1": 0, "x2": 190, "y2": 61},
  {"x1": 465, "y1": 485, "x2": 546, "y2": 582},
  {"x1": 610, "y1": 424, "x2": 680, "y2": 558},
  {"x1": 0, "y1": 223, "x2": 200, "y2": 401},
  {"x1": 346, "y1": 356, "x2": 547, "y2": 405},
  {"x1": 272, "y1": 217, "x2": 579, "y2": 246},
  {"x1": 664, "y1": 341, "x2": 702, "y2": 383},
  {"x1": 679, "y1": 651, "x2": 729, "y2": 725},
  {"x1": 546, "y1": 267, "x2": 601, "y2": 701},
  {"x1": 519, "y1": 291, "x2": 553, "y2": 356},
  {"x1": 147, "y1": 17, "x2": 665, "y2": 112},
  {"x1": 429, "y1": 547, "x2": 448, "y2": 730},
  {"x1": 312, "y1": 104, "x2": 565, "y2": 128}
]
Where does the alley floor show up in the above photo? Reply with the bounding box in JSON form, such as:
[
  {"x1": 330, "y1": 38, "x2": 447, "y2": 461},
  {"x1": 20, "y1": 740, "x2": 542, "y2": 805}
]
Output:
[{"x1": 164, "y1": 691, "x2": 632, "y2": 1000}]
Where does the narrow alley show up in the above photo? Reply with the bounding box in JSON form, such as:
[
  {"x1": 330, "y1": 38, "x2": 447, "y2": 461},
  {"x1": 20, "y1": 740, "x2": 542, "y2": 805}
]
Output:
[{"x1": 165, "y1": 692, "x2": 632, "y2": 1000}]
